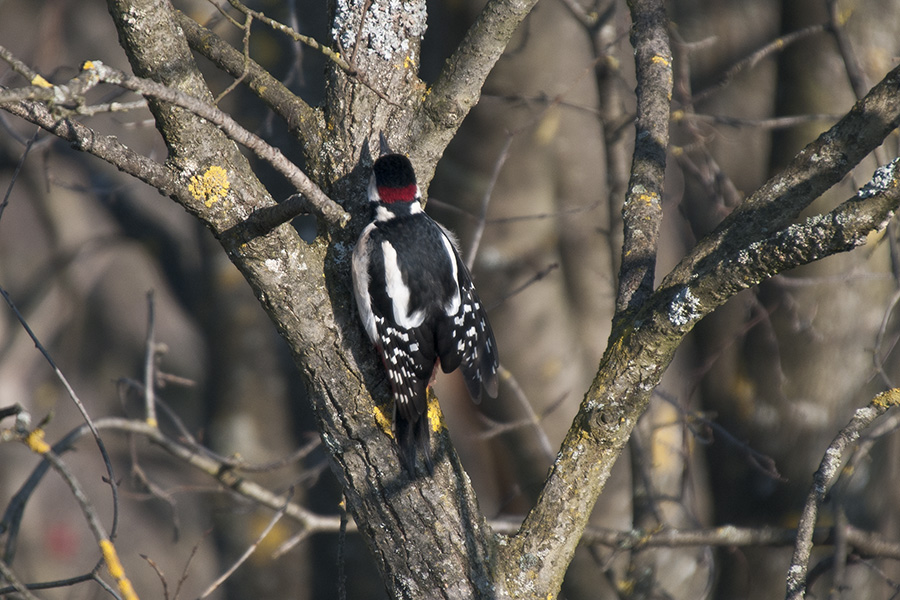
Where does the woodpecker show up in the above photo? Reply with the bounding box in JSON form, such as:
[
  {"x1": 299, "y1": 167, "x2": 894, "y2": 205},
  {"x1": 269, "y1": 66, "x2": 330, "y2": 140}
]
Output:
[{"x1": 351, "y1": 148, "x2": 499, "y2": 473}]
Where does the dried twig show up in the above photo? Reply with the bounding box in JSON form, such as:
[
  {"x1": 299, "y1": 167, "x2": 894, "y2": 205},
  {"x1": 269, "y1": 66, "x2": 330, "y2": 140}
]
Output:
[
  {"x1": 0, "y1": 126, "x2": 38, "y2": 223},
  {"x1": 0, "y1": 283, "x2": 121, "y2": 541},
  {"x1": 785, "y1": 388, "x2": 900, "y2": 600},
  {"x1": 0, "y1": 49, "x2": 349, "y2": 229},
  {"x1": 143, "y1": 291, "x2": 159, "y2": 429},
  {"x1": 465, "y1": 134, "x2": 512, "y2": 271},
  {"x1": 214, "y1": 10, "x2": 253, "y2": 104},
  {"x1": 690, "y1": 24, "x2": 827, "y2": 104},
  {"x1": 479, "y1": 365, "x2": 556, "y2": 462},
  {"x1": 198, "y1": 490, "x2": 293, "y2": 598},
  {"x1": 222, "y1": 0, "x2": 397, "y2": 105},
  {"x1": 0, "y1": 556, "x2": 42, "y2": 600}
]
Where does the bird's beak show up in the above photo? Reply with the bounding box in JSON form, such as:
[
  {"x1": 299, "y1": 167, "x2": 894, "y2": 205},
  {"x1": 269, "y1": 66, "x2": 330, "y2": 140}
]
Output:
[{"x1": 378, "y1": 131, "x2": 393, "y2": 156}]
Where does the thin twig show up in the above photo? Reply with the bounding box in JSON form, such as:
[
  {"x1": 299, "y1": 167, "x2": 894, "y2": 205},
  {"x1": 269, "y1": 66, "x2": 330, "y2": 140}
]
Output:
[
  {"x1": 0, "y1": 573, "x2": 97, "y2": 597},
  {"x1": 349, "y1": 0, "x2": 372, "y2": 72},
  {"x1": 73, "y1": 99, "x2": 148, "y2": 116},
  {"x1": 484, "y1": 365, "x2": 556, "y2": 462},
  {"x1": 0, "y1": 556, "x2": 42, "y2": 600},
  {"x1": 654, "y1": 388, "x2": 784, "y2": 481},
  {"x1": 82, "y1": 60, "x2": 348, "y2": 228},
  {"x1": 271, "y1": 529, "x2": 312, "y2": 559},
  {"x1": 873, "y1": 288, "x2": 900, "y2": 389},
  {"x1": 176, "y1": 11, "x2": 319, "y2": 144},
  {"x1": 826, "y1": 0, "x2": 888, "y2": 167},
  {"x1": 143, "y1": 291, "x2": 159, "y2": 428},
  {"x1": 214, "y1": 10, "x2": 253, "y2": 104},
  {"x1": 29, "y1": 444, "x2": 137, "y2": 600},
  {"x1": 140, "y1": 554, "x2": 170, "y2": 600},
  {"x1": 488, "y1": 517, "x2": 900, "y2": 558},
  {"x1": 0, "y1": 44, "x2": 50, "y2": 86},
  {"x1": 225, "y1": 0, "x2": 350, "y2": 72},
  {"x1": 0, "y1": 283, "x2": 121, "y2": 540},
  {"x1": 222, "y1": 0, "x2": 397, "y2": 105},
  {"x1": 785, "y1": 388, "x2": 900, "y2": 600},
  {"x1": 118, "y1": 374, "x2": 321, "y2": 473},
  {"x1": 489, "y1": 262, "x2": 559, "y2": 310},
  {"x1": 690, "y1": 24, "x2": 827, "y2": 104},
  {"x1": 676, "y1": 112, "x2": 839, "y2": 130},
  {"x1": 466, "y1": 134, "x2": 512, "y2": 271},
  {"x1": 0, "y1": 49, "x2": 348, "y2": 229},
  {"x1": 198, "y1": 490, "x2": 293, "y2": 598},
  {"x1": 0, "y1": 126, "x2": 38, "y2": 223},
  {"x1": 11, "y1": 417, "x2": 344, "y2": 533},
  {"x1": 0, "y1": 97, "x2": 183, "y2": 204},
  {"x1": 175, "y1": 529, "x2": 213, "y2": 600}
]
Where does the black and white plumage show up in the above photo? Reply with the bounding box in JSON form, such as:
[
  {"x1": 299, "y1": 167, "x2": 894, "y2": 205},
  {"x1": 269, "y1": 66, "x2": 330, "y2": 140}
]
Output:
[{"x1": 351, "y1": 152, "x2": 499, "y2": 472}]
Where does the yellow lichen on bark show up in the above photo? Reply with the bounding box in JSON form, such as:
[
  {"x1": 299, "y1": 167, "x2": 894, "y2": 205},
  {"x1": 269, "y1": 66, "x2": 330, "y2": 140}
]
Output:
[
  {"x1": 426, "y1": 389, "x2": 445, "y2": 434},
  {"x1": 374, "y1": 402, "x2": 394, "y2": 439},
  {"x1": 100, "y1": 539, "x2": 140, "y2": 600},
  {"x1": 31, "y1": 74, "x2": 51, "y2": 88},
  {"x1": 25, "y1": 428, "x2": 50, "y2": 454},
  {"x1": 873, "y1": 388, "x2": 900, "y2": 409},
  {"x1": 188, "y1": 166, "x2": 230, "y2": 207}
]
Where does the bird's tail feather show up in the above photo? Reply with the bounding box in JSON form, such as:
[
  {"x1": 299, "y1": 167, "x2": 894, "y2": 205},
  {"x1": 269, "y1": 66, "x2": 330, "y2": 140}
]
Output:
[{"x1": 396, "y1": 412, "x2": 433, "y2": 476}]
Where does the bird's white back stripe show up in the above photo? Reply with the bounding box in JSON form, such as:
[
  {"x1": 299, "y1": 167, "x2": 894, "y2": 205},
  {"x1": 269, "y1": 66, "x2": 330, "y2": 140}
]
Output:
[{"x1": 381, "y1": 240, "x2": 426, "y2": 329}]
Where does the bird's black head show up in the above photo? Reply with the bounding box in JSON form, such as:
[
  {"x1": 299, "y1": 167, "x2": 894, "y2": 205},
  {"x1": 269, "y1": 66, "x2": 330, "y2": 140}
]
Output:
[{"x1": 371, "y1": 154, "x2": 419, "y2": 204}]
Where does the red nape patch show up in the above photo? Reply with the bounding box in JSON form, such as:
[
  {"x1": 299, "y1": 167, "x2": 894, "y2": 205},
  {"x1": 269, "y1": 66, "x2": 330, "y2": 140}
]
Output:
[{"x1": 378, "y1": 184, "x2": 418, "y2": 203}]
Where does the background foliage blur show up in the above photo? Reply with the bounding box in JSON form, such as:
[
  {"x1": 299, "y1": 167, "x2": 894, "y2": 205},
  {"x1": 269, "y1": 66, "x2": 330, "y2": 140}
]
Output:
[{"x1": 1, "y1": 0, "x2": 899, "y2": 598}]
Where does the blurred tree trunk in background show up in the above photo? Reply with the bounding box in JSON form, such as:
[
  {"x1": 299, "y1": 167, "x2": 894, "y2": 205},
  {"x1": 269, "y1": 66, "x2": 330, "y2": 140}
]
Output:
[
  {"x1": 432, "y1": 1, "x2": 625, "y2": 595},
  {"x1": 681, "y1": 0, "x2": 900, "y2": 598}
]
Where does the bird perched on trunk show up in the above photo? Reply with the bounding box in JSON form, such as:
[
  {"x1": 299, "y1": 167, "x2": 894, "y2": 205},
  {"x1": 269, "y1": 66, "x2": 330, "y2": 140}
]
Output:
[{"x1": 351, "y1": 139, "x2": 499, "y2": 473}]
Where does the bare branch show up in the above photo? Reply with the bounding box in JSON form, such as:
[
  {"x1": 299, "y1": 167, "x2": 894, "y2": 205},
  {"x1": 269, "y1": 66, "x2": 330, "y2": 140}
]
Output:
[
  {"x1": 198, "y1": 491, "x2": 292, "y2": 598},
  {"x1": 0, "y1": 556, "x2": 42, "y2": 600},
  {"x1": 212, "y1": 9, "x2": 253, "y2": 104},
  {"x1": 225, "y1": 0, "x2": 351, "y2": 74},
  {"x1": 5, "y1": 416, "x2": 345, "y2": 539},
  {"x1": 143, "y1": 291, "x2": 159, "y2": 429},
  {"x1": 498, "y1": 2, "x2": 673, "y2": 595},
  {"x1": 1, "y1": 99, "x2": 182, "y2": 201},
  {"x1": 0, "y1": 45, "x2": 346, "y2": 229},
  {"x1": 10, "y1": 427, "x2": 138, "y2": 600},
  {"x1": 175, "y1": 11, "x2": 323, "y2": 145},
  {"x1": 676, "y1": 112, "x2": 840, "y2": 130},
  {"x1": 498, "y1": 27, "x2": 900, "y2": 600},
  {"x1": 411, "y1": 0, "x2": 540, "y2": 177},
  {"x1": 665, "y1": 63, "x2": 900, "y2": 293},
  {"x1": 465, "y1": 133, "x2": 512, "y2": 271},
  {"x1": 678, "y1": 158, "x2": 900, "y2": 318},
  {"x1": 487, "y1": 517, "x2": 900, "y2": 558},
  {"x1": 79, "y1": 60, "x2": 348, "y2": 229},
  {"x1": 690, "y1": 24, "x2": 827, "y2": 104},
  {"x1": 615, "y1": 0, "x2": 672, "y2": 314},
  {"x1": 786, "y1": 388, "x2": 900, "y2": 600},
  {"x1": 0, "y1": 127, "x2": 38, "y2": 223},
  {"x1": 0, "y1": 283, "x2": 121, "y2": 543}
]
